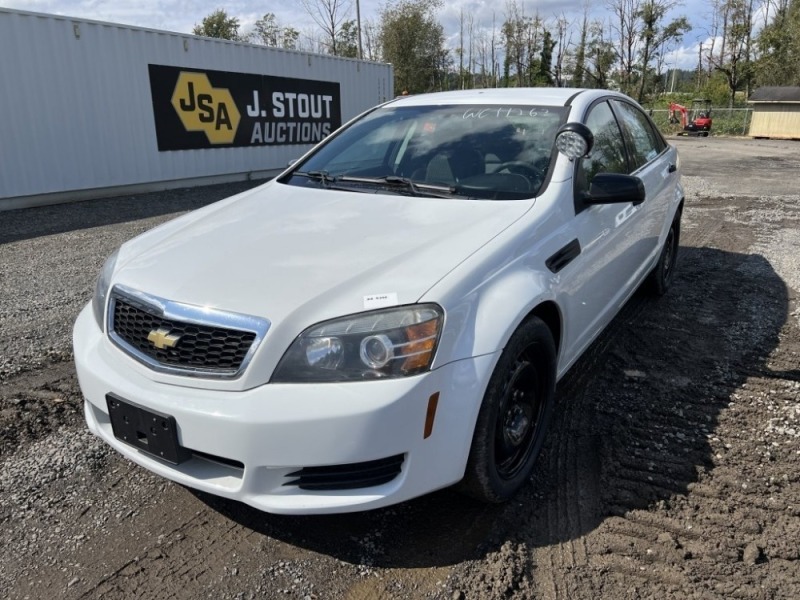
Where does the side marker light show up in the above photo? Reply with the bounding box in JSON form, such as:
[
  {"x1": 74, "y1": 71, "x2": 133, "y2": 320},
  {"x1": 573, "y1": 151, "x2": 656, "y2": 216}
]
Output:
[{"x1": 424, "y1": 392, "x2": 440, "y2": 439}]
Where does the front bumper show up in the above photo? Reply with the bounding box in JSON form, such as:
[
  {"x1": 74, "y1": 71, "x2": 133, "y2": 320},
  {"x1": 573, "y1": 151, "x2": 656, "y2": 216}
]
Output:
[{"x1": 73, "y1": 305, "x2": 496, "y2": 514}]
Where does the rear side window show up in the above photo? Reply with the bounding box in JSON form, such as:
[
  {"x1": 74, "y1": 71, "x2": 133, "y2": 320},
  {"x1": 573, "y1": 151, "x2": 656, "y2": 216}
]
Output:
[{"x1": 612, "y1": 100, "x2": 665, "y2": 171}]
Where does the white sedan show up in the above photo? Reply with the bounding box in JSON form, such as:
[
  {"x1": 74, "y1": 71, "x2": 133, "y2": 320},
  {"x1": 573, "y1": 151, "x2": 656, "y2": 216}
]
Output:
[{"x1": 73, "y1": 88, "x2": 683, "y2": 514}]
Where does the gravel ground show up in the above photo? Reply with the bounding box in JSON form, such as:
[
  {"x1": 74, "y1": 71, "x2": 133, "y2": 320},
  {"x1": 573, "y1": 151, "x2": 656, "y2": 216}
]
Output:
[{"x1": 1, "y1": 138, "x2": 799, "y2": 599}]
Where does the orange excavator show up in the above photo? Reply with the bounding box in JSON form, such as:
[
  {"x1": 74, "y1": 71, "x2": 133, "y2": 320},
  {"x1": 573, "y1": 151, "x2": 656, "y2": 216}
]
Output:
[{"x1": 669, "y1": 99, "x2": 712, "y2": 136}]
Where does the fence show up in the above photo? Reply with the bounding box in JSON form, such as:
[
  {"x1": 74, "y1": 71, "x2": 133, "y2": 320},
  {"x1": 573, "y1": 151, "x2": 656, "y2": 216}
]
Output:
[{"x1": 649, "y1": 108, "x2": 753, "y2": 136}]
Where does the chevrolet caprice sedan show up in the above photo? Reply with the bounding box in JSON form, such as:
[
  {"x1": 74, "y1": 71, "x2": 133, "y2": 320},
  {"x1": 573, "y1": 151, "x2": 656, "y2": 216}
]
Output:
[{"x1": 74, "y1": 88, "x2": 683, "y2": 514}]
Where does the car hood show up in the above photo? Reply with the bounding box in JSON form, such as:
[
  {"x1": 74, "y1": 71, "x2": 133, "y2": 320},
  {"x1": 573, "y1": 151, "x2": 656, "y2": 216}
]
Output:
[{"x1": 112, "y1": 181, "x2": 532, "y2": 380}]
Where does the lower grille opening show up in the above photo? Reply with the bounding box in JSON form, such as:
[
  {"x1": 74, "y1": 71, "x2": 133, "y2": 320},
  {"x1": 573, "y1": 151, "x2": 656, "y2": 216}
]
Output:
[
  {"x1": 283, "y1": 454, "x2": 405, "y2": 491},
  {"x1": 191, "y1": 449, "x2": 245, "y2": 471}
]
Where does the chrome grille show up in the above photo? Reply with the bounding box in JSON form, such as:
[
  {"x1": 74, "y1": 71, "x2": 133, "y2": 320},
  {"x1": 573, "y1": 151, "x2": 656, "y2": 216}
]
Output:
[{"x1": 108, "y1": 286, "x2": 270, "y2": 379}]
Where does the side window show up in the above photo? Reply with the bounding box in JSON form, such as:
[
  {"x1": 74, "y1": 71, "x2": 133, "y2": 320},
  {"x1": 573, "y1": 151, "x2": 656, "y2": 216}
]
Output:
[
  {"x1": 612, "y1": 100, "x2": 665, "y2": 171},
  {"x1": 576, "y1": 101, "x2": 628, "y2": 197}
]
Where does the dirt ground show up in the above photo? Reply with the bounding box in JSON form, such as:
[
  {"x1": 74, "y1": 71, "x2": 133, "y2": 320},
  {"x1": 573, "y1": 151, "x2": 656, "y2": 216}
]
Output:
[{"x1": 1, "y1": 137, "x2": 799, "y2": 599}]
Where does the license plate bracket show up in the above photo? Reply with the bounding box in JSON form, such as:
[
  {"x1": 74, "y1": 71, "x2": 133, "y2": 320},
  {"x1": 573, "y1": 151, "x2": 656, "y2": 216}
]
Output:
[{"x1": 106, "y1": 394, "x2": 191, "y2": 464}]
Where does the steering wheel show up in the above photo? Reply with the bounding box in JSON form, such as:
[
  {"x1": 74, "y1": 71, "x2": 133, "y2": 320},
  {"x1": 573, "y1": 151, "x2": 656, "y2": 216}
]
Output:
[{"x1": 499, "y1": 162, "x2": 542, "y2": 188}]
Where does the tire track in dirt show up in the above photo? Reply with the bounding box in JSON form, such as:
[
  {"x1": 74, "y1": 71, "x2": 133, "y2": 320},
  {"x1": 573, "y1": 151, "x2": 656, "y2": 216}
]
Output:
[
  {"x1": 447, "y1": 191, "x2": 799, "y2": 598},
  {"x1": 538, "y1": 202, "x2": 792, "y2": 597}
]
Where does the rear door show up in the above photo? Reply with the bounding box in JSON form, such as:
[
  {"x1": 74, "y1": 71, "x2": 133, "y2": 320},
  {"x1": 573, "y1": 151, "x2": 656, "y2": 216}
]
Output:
[{"x1": 610, "y1": 99, "x2": 677, "y2": 266}]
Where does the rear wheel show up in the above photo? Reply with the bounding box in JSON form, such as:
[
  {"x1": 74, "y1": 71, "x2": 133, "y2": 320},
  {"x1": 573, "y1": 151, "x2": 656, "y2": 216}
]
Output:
[
  {"x1": 460, "y1": 317, "x2": 556, "y2": 503},
  {"x1": 647, "y1": 210, "x2": 681, "y2": 296}
]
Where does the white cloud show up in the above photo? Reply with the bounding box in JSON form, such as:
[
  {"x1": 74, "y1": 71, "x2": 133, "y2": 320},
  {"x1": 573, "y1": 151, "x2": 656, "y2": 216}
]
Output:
[
  {"x1": 3, "y1": 0, "x2": 711, "y2": 36},
  {"x1": 4, "y1": 0, "x2": 715, "y2": 73}
]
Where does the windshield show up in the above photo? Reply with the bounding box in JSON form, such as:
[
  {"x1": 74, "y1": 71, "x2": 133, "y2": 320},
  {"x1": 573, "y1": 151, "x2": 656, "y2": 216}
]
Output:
[{"x1": 282, "y1": 104, "x2": 568, "y2": 200}]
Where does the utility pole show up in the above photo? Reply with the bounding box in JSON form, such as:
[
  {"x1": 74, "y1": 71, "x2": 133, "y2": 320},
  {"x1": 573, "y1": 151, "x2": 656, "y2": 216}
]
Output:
[{"x1": 356, "y1": 0, "x2": 363, "y2": 60}]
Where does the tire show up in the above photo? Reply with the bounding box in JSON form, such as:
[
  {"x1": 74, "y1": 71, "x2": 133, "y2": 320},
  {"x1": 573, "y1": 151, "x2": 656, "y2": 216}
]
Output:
[
  {"x1": 460, "y1": 317, "x2": 556, "y2": 503},
  {"x1": 646, "y1": 210, "x2": 681, "y2": 296}
]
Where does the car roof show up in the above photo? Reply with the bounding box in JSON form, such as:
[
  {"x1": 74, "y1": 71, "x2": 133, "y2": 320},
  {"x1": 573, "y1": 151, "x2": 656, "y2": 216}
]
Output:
[{"x1": 385, "y1": 88, "x2": 623, "y2": 109}]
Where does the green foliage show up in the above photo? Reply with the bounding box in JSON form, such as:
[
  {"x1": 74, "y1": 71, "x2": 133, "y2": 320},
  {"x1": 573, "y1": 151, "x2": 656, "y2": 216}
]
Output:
[
  {"x1": 500, "y1": 3, "x2": 554, "y2": 87},
  {"x1": 648, "y1": 105, "x2": 752, "y2": 136},
  {"x1": 583, "y1": 22, "x2": 616, "y2": 89},
  {"x1": 335, "y1": 20, "x2": 360, "y2": 58},
  {"x1": 251, "y1": 13, "x2": 299, "y2": 49},
  {"x1": 533, "y1": 30, "x2": 555, "y2": 86},
  {"x1": 634, "y1": 0, "x2": 691, "y2": 102},
  {"x1": 707, "y1": 0, "x2": 755, "y2": 107},
  {"x1": 754, "y1": 0, "x2": 800, "y2": 87},
  {"x1": 379, "y1": 0, "x2": 449, "y2": 93},
  {"x1": 700, "y1": 73, "x2": 741, "y2": 107},
  {"x1": 572, "y1": 15, "x2": 588, "y2": 88},
  {"x1": 192, "y1": 9, "x2": 241, "y2": 41}
]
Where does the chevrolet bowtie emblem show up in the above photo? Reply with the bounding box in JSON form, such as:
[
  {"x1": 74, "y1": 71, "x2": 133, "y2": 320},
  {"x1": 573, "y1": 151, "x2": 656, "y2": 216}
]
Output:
[{"x1": 147, "y1": 328, "x2": 181, "y2": 350}]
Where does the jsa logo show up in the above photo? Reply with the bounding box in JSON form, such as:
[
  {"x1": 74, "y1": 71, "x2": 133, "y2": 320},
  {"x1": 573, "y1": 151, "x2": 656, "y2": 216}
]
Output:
[{"x1": 171, "y1": 72, "x2": 241, "y2": 144}]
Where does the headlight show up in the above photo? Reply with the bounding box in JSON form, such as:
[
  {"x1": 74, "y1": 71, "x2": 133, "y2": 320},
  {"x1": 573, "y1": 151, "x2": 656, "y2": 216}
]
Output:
[
  {"x1": 91, "y1": 249, "x2": 119, "y2": 331},
  {"x1": 272, "y1": 304, "x2": 443, "y2": 383}
]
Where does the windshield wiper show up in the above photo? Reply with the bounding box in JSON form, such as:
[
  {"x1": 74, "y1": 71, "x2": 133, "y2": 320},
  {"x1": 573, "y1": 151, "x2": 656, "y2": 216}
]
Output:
[
  {"x1": 382, "y1": 175, "x2": 422, "y2": 195},
  {"x1": 295, "y1": 170, "x2": 336, "y2": 188},
  {"x1": 335, "y1": 175, "x2": 457, "y2": 198}
]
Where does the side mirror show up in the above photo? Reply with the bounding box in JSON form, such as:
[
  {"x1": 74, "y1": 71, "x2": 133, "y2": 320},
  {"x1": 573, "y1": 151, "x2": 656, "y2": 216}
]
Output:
[
  {"x1": 556, "y1": 122, "x2": 594, "y2": 160},
  {"x1": 586, "y1": 173, "x2": 645, "y2": 206}
]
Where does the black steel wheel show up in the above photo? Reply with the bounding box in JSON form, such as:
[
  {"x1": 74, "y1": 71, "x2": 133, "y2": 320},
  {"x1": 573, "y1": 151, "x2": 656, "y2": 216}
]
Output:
[
  {"x1": 460, "y1": 317, "x2": 556, "y2": 503},
  {"x1": 647, "y1": 210, "x2": 681, "y2": 296}
]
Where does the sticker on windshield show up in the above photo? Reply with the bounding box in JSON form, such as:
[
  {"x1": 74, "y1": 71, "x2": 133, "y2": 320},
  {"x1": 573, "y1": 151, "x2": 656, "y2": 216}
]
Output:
[{"x1": 364, "y1": 293, "x2": 399, "y2": 309}]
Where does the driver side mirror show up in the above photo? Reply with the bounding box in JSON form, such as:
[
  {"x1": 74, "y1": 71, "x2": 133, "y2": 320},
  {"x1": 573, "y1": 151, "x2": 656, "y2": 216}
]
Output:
[{"x1": 585, "y1": 173, "x2": 646, "y2": 206}]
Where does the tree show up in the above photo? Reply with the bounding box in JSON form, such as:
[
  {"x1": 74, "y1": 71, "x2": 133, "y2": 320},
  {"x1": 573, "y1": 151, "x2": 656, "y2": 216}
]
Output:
[
  {"x1": 192, "y1": 9, "x2": 241, "y2": 41},
  {"x1": 300, "y1": 0, "x2": 353, "y2": 55},
  {"x1": 501, "y1": 1, "x2": 542, "y2": 87},
  {"x1": 607, "y1": 0, "x2": 643, "y2": 95},
  {"x1": 361, "y1": 20, "x2": 382, "y2": 61},
  {"x1": 755, "y1": 0, "x2": 800, "y2": 86},
  {"x1": 468, "y1": 12, "x2": 499, "y2": 88},
  {"x1": 533, "y1": 29, "x2": 556, "y2": 85},
  {"x1": 552, "y1": 14, "x2": 572, "y2": 87},
  {"x1": 585, "y1": 19, "x2": 617, "y2": 88},
  {"x1": 635, "y1": 0, "x2": 691, "y2": 101},
  {"x1": 335, "y1": 20, "x2": 360, "y2": 57},
  {"x1": 455, "y1": 9, "x2": 476, "y2": 89},
  {"x1": 571, "y1": 9, "x2": 590, "y2": 87},
  {"x1": 379, "y1": 0, "x2": 449, "y2": 93},
  {"x1": 251, "y1": 13, "x2": 300, "y2": 49},
  {"x1": 283, "y1": 28, "x2": 300, "y2": 50},
  {"x1": 707, "y1": 0, "x2": 756, "y2": 106},
  {"x1": 500, "y1": 2, "x2": 558, "y2": 87}
]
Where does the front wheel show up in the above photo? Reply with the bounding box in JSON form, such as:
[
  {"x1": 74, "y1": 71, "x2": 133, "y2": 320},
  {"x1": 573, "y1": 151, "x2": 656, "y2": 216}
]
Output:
[
  {"x1": 646, "y1": 210, "x2": 681, "y2": 296},
  {"x1": 460, "y1": 317, "x2": 556, "y2": 503}
]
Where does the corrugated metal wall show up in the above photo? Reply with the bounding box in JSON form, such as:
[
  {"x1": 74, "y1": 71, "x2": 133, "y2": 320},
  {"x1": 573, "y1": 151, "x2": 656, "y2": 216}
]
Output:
[
  {"x1": 0, "y1": 8, "x2": 393, "y2": 207},
  {"x1": 749, "y1": 104, "x2": 800, "y2": 139}
]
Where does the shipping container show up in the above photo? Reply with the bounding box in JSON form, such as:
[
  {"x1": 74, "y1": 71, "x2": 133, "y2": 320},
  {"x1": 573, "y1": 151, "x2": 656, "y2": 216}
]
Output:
[{"x1": 0, "y1": 8, "x2": 394, "y2": 210}]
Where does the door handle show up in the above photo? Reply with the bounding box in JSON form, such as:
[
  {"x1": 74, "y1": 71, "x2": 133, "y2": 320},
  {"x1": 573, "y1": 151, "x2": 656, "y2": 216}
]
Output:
[
  {"x1": 546, "y1": 239, "x2": 581, "y2": 274},
  {"x1": 668, "y1": 164, "x2": 677, "y2": 173}
]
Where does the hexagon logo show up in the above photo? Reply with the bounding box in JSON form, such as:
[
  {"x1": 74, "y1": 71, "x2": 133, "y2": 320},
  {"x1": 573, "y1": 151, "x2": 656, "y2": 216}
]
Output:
[{"x1": 170, "y1": 72, "x2": 241, "y2": 145}]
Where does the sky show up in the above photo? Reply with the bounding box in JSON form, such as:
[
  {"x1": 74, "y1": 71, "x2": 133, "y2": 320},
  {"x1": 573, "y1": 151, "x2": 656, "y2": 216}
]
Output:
[{"x1": 2, "y1": 0, "x2": 719, "y2": 71}]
